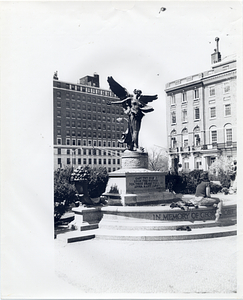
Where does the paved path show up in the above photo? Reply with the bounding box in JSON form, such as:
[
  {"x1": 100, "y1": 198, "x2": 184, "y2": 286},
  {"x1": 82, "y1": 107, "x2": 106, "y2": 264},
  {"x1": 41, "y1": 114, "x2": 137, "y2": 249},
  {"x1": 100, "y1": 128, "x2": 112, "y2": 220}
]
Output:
[{"x1": 55, "y1": 235, "x2": 237, "y2": 294}]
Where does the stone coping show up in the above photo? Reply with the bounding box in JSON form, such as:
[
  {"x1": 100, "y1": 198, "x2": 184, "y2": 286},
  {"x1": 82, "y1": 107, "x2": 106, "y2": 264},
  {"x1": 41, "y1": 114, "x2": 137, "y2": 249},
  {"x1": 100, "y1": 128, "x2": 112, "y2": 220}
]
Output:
[{"x1": 109, "y1": 168, "x2": 167, "y2": 176}]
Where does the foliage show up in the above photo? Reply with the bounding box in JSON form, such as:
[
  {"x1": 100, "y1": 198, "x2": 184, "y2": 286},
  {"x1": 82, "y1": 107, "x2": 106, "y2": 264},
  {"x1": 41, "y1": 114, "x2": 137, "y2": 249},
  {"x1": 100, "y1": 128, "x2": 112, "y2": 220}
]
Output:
[
  {"x1": 54, "y1": 167, "x2": 76, "y2": 224},
  {"x1": 209, "y1": 182, "x2": 222, "y2": 194},
  {"x1": 86, "y1": 166, "x2": 109, "y2": 198},
  {"x1": 148, "y1": 147, "x2": 169, "y2": 172},
  {"x1": 70, "y1": 165, "x2": 109, "y2": 198},
  {"x1": 165, "y1": 173, "x2": 187, "y2": 193},
  {"x1": 54, "y1": 166, "x2": 109, "y2": 224},
  {"x1": 208, "y1": 155, "x2": 234, "y2": 188}
]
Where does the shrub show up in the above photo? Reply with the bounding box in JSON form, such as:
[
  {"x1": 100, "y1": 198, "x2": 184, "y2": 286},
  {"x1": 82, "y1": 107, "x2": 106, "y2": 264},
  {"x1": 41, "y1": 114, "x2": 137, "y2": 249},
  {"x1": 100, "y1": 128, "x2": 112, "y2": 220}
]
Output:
[
  {"x1": 54, "y1": 167, "x2": 77, "y2": 224},
  {"x1": 209, "y1": 182, "x2": 222, "y2": 194}
]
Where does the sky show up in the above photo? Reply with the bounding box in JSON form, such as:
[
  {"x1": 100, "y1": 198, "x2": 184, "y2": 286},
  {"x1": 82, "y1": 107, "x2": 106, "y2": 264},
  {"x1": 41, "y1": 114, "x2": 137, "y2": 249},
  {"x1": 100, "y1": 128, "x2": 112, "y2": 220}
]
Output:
[
  {"x1": 1, "y1": 1, "x2": 242, "y2": 298},
  {"x1": 1, "y1": 1, "x2": 241, "y2": 151}
]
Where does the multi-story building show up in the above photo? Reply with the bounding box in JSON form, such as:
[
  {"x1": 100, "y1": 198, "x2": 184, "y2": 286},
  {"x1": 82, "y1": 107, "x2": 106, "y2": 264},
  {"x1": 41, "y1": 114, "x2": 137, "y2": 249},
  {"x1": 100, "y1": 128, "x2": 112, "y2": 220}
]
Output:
[
  {"x1": 165, "y1": 38, "x2": 237, "y2": 172},
  {"x1": 53, "y1": 73, "x2": 126, "y2": 170}
]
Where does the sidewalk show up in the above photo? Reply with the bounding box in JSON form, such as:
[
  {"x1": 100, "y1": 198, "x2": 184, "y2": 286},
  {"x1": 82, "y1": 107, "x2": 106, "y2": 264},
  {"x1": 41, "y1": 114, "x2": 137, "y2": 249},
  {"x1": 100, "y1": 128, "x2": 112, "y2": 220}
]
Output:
[{"x1": 55, "y1": 234, "x2": 237, "y2": 294}]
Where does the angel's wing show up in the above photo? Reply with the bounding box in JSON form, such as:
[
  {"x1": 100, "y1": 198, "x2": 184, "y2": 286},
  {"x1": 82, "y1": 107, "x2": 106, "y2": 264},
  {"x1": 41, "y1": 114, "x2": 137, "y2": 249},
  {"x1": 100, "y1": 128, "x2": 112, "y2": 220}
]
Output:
[
  {"x1": 107, "y1": 76, "x2": 130, "y2": 100},
  {"x1": 139, "y1": 94, "x2": 158, "y2": 105}
]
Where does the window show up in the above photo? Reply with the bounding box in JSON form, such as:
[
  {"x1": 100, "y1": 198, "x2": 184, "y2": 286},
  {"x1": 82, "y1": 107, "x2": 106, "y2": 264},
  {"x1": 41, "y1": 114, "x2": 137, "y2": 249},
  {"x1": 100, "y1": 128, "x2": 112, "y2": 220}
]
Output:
[
  {"x1": 99, "y1": 159, "x2": 102, "y2": 165},
  {"x1": 57, "y1": 120, "x2": 61, "y2": 126},
  {"x1": 83, "y1": 140, "x2": 87, "y2": 146},
  {"x1": 194, "y1": 88, "x2": 199, "y2": 99},
  {"x1": 72, "y1": 158, "x2": 76, "y2": 165},
  {"x1": 72, "y1": 121, "x2": 75, "y2": 127},
  {"x1": 226, "y1": 128, "x2": 232, "y2": 146},
  {"x1": 194, "y1": 107, "x2": 200, "y2": 120},
  {"x1": 224, "y1": 104, "x2": 231, "y2": 116},
  {"x1": 103, "y1": 159, "x2": 106, "y2": 165},
  {"x1": 94, "y1": 158, "x2": 97, "y2": 164},
  {"x1": 182, "y1": 110, "x2": 187, "y2": 122},
  {"x1": 223, "y1": 82, "x2": 230, "y2": 94},
  {"x1": 211, "y1": 130, "x2": 217, "y2": 143},
  {"x1": 170, "y1": 94, "x2": 175, "y2": 105},
  {"x1": 72, "y1": 139, "x2": 76, "y2": 146},
  {"x1": 83, "y1": 158, "x2": 87, "y2": 164},
  {"x1": 58, "y1": 158, "x2": 61, "y2": 165},
  {"x1": 182, "y1": 128, "x2": 188, "y2": 147},
  {"x1": 66, "y1": 139, "x2": 70, "y2": 145},
  {"x1": 184, "y1": 162, "x2": 189, "y2": 170},
  {"x1": 67, "y1": 158, "x2": 70, "y2": 164},
  {"x1": 171, "y1": 111, "x2": 176, "y2": 124},
  {"x1": 209, "y1": 86, "x2": 215, "y2": 97},
  {"x1": 57, "y1": 110, "x2": 61, "y2": 116},
  {"x1": 196, "y1": 161, "x2": 202, "y2": 169},
  {"x1": 89, "y1": 158, "x2": 92, "y2": 164},
  {"x1": 78, "y1": 149, "x2": 81, "y2": 155},
  {"x1": 170, "y1": 130, "x2": 177, "y2": 149},
  {"x1": 210, "y1": 107, "x2": 216, "y2": 118},
  {"x1": 182, "y1": 91, "x2": 187, "y2": 102},
  {"x1": 57, "y1": 138, "x2": 61, "y2": 145},
  {"x1": 58, "y1": 148, "x2": 61, "y2": 155},
  {"x1": 78, "y1": 158, "x2": 81, "y2": 164}
]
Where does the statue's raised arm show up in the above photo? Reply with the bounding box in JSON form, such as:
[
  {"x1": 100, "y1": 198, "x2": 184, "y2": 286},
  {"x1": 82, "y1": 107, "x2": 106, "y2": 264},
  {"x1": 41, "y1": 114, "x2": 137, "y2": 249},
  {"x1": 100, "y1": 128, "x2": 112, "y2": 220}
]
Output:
[{"x1": 107, "y1": 76, "x2": 158, "y2": 151}]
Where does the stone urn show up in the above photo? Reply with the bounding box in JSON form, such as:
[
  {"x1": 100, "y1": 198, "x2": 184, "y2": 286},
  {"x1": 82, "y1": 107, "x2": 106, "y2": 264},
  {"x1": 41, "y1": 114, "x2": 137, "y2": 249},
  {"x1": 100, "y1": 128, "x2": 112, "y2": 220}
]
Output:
[{"x1": 74, "y1": 180, "x2": 93, "y2": 206}]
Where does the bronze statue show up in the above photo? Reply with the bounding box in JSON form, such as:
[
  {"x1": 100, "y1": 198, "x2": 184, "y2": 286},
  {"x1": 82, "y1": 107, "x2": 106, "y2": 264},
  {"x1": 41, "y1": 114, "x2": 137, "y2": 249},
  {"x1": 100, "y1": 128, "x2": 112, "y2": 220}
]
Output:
[{"x1": 107, "y1": 76, "x2": 158, "y2": 151}]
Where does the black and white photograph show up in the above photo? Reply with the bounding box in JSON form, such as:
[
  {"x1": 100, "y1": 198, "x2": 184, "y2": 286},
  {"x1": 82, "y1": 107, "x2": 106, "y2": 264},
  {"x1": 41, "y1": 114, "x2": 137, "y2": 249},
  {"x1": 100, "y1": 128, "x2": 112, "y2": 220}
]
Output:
[{"x1": 1, "y1": 0, "x2": 243, "y2": 298}]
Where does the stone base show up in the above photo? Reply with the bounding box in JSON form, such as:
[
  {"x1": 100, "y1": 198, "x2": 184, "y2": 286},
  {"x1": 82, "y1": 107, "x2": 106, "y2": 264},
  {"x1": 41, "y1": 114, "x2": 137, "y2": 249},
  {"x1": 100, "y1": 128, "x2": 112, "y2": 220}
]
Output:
[
  {"x1": 102, "y1": 150, "x2": 177, "y2": 206},
  {"x1": 103, "y1": 168, "x2": 177, "y2": 206},
  {"x1": 68, "y1": 206, "x2": 103, "y2": 230}
]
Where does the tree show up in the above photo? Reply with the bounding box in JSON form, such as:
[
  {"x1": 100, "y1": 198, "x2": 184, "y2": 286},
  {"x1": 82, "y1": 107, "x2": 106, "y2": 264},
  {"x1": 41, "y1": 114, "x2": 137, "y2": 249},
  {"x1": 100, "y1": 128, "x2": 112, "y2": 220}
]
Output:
[
  {"x1": 208, "y1": 155, "x2": 235, "y2": 188},
  {"x1": 147, "y1": 147, "x2": 169, "y2": 172}
]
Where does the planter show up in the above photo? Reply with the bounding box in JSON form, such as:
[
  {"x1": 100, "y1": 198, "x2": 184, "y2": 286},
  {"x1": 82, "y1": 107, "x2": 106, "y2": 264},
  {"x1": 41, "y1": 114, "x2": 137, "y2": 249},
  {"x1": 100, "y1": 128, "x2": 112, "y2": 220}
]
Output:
[{"x1": 74, "y1": 180, "x2": 93, "y2": 206}]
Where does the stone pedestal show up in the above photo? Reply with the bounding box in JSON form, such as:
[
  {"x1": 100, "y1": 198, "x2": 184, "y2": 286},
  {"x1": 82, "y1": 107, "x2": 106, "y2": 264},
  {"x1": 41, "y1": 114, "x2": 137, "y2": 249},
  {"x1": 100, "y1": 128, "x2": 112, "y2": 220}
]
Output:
[
  {"x1": 68, "y1": 206, "x2": 103, "y2": 230},
  {"x1": 103, "y1": 150, "x2": 177, "y2": 206}
]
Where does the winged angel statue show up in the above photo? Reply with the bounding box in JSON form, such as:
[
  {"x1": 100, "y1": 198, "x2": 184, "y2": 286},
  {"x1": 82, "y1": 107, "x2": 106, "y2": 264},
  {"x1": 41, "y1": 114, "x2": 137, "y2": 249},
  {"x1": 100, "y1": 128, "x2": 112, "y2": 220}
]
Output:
[{"x1": 107, "y1": 76, "x2": 158, "y2": 151}]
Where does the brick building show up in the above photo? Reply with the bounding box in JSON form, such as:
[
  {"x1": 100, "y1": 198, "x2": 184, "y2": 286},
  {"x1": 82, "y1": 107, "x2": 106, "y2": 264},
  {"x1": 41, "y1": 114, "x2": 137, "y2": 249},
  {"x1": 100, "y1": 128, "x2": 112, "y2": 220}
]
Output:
[
  {"x1": 165, "y1": 38, "x2": 237, "y2": 172},
  {"x1": 53, "y1": 73, "x2": 126, "y2": 170}
]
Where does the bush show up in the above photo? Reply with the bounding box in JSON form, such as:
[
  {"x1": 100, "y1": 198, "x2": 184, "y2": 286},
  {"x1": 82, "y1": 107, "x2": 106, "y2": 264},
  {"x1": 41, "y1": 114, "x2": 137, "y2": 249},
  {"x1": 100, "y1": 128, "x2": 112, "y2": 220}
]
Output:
[
  {"x1": 165, "y1": 173, "x2": 187, "y2": 193},
  {"x1": 54, "y1": 167, "x2": 77, "y2": 224},
  {"x1": 209, "y1": 182, "x2": 222, "y2": 194},
  {"x1": 54, "y1": 166, "x2": 109, "y2": 224}
]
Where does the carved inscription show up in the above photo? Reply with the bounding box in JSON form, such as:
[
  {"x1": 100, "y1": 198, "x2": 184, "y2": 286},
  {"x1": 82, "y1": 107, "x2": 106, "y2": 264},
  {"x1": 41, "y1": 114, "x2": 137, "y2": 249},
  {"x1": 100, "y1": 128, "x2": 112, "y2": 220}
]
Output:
[
  {"x1": 152, "y1": 208, "x2": 236, "y2": 221},
  {"x1": 128, "y1": 176, "x2": 163, "y2": 190}
]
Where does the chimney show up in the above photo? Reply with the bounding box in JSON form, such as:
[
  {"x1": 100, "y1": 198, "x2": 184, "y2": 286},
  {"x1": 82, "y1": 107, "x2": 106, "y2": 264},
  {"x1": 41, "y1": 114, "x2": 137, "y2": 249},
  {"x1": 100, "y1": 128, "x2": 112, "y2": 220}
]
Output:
[{"x1": 211, "y1": 37, "x2": 221, "y2": 64}]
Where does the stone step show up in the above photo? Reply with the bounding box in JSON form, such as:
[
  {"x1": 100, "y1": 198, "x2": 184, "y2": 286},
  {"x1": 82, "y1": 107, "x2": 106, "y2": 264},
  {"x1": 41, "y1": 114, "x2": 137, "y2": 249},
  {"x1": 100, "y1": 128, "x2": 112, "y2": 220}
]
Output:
[
  {"x1": 95, "y1": 224, "x2": 237, "y2": 241},
  {"x1": 56, "y1": 229, "x2": 97, "y2": 243},
  {"x1": 99, "y1": 218, "x2": 236, "y2": 231}
]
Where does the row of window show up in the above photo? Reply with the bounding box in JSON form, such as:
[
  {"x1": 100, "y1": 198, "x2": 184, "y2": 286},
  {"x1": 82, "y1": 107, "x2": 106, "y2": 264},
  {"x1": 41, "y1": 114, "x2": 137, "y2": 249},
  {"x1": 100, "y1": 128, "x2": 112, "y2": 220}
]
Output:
[
  {"x1": 56, "y1": 101, "x2": 122, "y2": 114},
  {"x1": 170, "y1": 82, "x2": 231, "y2": 105},
  {"x1": 56, "y1": 138, "x2": 125, "y2": 148},
  {"x1": 57, "y1": 157, "x2": 120, "y2": 166},
  {"x1": 56, "y1": 131, "x2": 122, "y2": 142},
  {"x1": 57, "y1": 120, "x2": 124, "y2": 131},
  {"x1": 171, "y1": 104, "x2": 232, "y2": 124},
  {"x1": 57, "y1": 147, "x2": 121, "y2": 157},
  {"x1": 61, "y1": 111, "x2": 125, "y2": 122},
  {"x1": 170, "y1": 124, "x2": 233, "y2": 148},
  {"x1": 56, "y1": 83, "x2": 116, "y2": 97}
]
